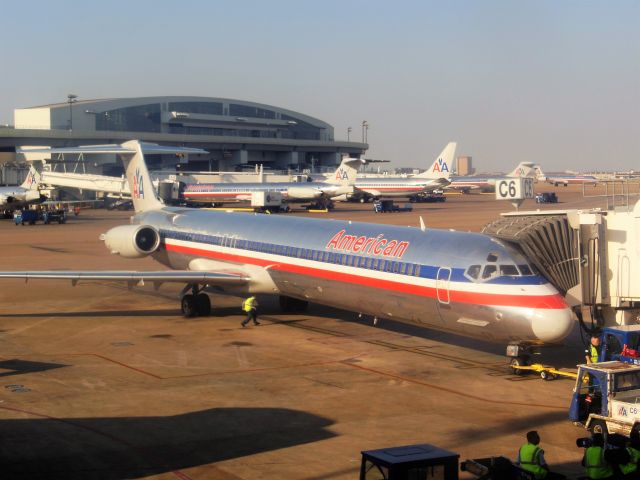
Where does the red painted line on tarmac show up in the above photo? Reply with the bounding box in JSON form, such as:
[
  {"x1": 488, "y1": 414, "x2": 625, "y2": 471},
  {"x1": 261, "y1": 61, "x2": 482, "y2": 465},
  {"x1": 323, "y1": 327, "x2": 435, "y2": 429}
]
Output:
[
  {"x1": 90, "y1": 353, "x2": 164, "y2": 379},
  {"x1": 0, "y1": 404, "x2": 194, "y2": 480}
]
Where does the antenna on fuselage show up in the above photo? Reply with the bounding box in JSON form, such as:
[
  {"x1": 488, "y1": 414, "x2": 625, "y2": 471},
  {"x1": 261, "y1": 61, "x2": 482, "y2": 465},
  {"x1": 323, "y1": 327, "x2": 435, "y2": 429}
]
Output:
[{"x1": 419, "y1": 216, "x2": 426, "y2": 232}]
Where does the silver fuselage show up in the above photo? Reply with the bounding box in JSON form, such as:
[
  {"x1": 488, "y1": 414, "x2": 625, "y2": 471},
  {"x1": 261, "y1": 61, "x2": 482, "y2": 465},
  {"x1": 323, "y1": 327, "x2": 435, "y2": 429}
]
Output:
[
  {"x1": 354, "y1": 177, "x2": 447, "y2": 198},
  {"x1": 183, "y1": 181, "x2": 351, "y2": 204},
  {"x1": 133, "y1": 207, "x2": 573, "y2": 345}
]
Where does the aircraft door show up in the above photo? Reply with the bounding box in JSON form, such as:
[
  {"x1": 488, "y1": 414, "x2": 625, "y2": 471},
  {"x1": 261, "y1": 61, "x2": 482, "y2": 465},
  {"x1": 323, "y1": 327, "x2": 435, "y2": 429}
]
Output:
[{"x1": 436, "y1": 267, "x2": 451, "y2": 304}]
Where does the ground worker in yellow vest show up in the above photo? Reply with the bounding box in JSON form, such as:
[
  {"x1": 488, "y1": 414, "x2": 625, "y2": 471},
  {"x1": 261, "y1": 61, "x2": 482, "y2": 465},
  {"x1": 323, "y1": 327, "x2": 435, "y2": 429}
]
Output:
[
  {"x1": 582, "y1": 433, "x2": 614, "y2": 480},
  {"x1": 516, "y1": 431, "x2": 565, "y2": 480},
  {"x1": 586, "y1": 335, "x2": 601, "y2": 364},
  {"x1": 241, "y1": 295, "x2": 260, "y2": 327},
  {"x1": 620, "y1": 431, "x2": 640, "y2": 479}
]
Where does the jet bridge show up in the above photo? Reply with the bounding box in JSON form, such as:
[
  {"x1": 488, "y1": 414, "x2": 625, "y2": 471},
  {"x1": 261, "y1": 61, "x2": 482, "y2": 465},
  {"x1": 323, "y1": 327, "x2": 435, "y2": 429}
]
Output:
[{"x1": 483, "y1": 200, "x2": 640, "y2": 328}]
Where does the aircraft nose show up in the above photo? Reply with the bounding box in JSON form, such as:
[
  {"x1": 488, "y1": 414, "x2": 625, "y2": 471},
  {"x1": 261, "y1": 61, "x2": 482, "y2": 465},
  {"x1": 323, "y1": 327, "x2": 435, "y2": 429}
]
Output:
[{"x1": 530, "y1": 307, "x2": 574, "y2": 343}]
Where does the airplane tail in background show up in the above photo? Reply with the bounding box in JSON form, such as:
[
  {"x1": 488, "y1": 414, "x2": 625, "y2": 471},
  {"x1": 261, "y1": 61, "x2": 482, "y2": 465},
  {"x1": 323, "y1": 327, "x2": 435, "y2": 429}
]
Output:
[
  {"x1": 506, "y1": 162, "x2": 539, "y2": 178},
  {"x1": 120, "y1": 141, "x2": 164, "y2": 213},
  {"x1": 532, "y1": 164, "x2": 547, "y2": 181},
  {"x1": 17, "y1": 141, "x2": 207, "y2": 213},
  {"x1": 413, "y1": 142, "x2": 456, "y2": 179},
  {"x1": 326, "y1": 157, "x2": 365, "y2": 186},
  {"x1": 20, "y1": 165, "x2": 41, "y2": 190}
]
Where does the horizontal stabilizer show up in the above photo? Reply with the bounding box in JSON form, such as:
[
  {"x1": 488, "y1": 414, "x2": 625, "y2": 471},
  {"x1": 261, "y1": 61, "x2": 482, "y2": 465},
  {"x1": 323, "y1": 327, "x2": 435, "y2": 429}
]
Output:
[{"x1": 18, "y1": 143, "x2": 208, "y2": 156}]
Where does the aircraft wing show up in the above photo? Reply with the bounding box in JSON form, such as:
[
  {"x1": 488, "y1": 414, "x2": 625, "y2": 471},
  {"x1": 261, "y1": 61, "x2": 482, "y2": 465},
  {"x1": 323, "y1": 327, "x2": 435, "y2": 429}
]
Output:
[{"x1": 0, "y1": 270, "x2": 249, "y2": 287}]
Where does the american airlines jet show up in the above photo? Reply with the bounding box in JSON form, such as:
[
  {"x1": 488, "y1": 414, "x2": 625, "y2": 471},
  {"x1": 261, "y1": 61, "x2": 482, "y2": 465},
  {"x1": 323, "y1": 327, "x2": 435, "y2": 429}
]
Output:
[
  {"x1": 182, "y1": 157, "x2": 362, "y2": 207},
  {"x1": 346, "y1": 142, "x2": 455, "y2": 202},
  {"x1": 0, "y1": 141, "x2": 573, "y2": 354},
  {"x1": 447, "y1": 162, "x2": 539, "y2": 193},
  {"x1": 0, "y1": 166, "x2": 45, "y2": 214},
  {"x1": 533, "y1": 165, "x2": 598, "y2": 186}
]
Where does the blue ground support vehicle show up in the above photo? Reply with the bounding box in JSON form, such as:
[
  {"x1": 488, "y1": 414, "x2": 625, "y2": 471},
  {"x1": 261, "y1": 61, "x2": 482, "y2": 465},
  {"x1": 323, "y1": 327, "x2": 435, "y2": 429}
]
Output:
[
  {"x1": 535, "y1": 192, "x2": 558, "y2": 203},
  {"x1": 600, "y1": 325, "x2": 640, "y2": 364},
  {"x1": 13, "y1": 208, "x2": 67, "y2": 225},
  {"x1": 14, "y1": 209, "x2": 40, "y2": 225},
  {"x1": 569, "y1": 361, "x2": 640, "y2": 437}
]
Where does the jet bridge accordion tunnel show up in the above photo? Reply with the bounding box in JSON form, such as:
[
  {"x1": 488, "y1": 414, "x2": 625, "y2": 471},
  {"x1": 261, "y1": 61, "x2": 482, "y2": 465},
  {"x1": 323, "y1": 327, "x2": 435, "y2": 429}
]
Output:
[
  {"x1": 483, "y1": 214, "x2": 580, "y2": 297},
  {"x1": 485, "y1": 205, "x2": 640, "y2": 329}
]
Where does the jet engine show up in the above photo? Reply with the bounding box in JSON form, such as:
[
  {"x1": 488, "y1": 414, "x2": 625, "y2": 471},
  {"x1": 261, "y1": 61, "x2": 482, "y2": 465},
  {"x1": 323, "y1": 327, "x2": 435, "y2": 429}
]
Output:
[
  {"x1": 101, "y1": 225, "x2": 161, "y2": 258},
  {"x1": 286, "y1": 186, "x2": 322, "y2": 200}
]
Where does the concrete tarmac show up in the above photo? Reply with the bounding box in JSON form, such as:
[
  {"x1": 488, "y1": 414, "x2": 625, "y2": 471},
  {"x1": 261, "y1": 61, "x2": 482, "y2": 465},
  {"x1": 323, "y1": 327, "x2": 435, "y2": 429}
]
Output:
[{"x1": 0, "y1": 186, "x2": 611, "y2": 479}]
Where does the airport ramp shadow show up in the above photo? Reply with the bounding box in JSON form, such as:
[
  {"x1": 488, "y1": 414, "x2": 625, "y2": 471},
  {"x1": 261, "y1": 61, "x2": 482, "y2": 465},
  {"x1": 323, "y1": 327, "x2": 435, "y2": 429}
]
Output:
[{"x1": 0, "y1": 407, "x2": 336, "y2": 479}]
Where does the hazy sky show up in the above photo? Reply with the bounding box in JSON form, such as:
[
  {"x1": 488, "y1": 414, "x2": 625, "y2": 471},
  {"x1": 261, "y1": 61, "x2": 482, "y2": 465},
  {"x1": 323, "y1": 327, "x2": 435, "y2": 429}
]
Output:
[{"x1": 1, "y1": 1, "x2": 638, "y2": 172}]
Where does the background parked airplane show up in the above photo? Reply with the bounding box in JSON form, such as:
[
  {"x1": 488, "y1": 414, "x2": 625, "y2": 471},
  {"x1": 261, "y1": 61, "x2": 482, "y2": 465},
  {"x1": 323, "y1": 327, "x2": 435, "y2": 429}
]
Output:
[
  {"x1": 344, "y1": 142, "x2": 456, "y2": 202},
  {"x1": 182, "y1": 157, "x2": 363, "y2": 208},
  {"x1": 447, "y1": 162, "x2": 540, "y2": 193},
  {"x1": 0, "y1": 165, "x2": 46, "y2": 216},
  {"x1": 0, "y1": 140, "x2": 574, "y2": 354},
  {"x1": 533, "y1": 165, "x2": 598, "y2": 186}
]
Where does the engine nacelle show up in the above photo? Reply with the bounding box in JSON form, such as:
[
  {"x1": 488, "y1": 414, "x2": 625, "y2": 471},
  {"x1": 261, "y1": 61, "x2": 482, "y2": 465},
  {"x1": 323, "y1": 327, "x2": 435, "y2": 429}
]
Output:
[
  {"x1": 286, "y1": 186, "x2": 322, "y2": 200},
  {"x1": 101, "y1": 224, "x2": 161, "y2": 258}
]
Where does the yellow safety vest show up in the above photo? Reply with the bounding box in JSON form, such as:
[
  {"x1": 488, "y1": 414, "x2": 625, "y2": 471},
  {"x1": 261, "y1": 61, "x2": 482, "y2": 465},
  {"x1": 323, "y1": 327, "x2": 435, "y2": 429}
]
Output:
[
  {"x1": 620, "y1": 446, "x2": 640, "y2": 475},
  {"x1": 519, "y1": 443, "x2": 547, "y2": 480},
  {"x1": 585, "y1": 446, "x2": 613, "y2": 479},
  {"x1": 243, "y1": 297, "x2": 257, "y2": 312},
  {"x1": 589, "y1": 344, "x2": 599, "y2": 363}
]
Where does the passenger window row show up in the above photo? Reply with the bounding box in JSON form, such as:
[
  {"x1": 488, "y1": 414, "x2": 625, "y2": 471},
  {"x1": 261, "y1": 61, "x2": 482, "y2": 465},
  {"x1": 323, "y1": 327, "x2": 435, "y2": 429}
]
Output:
[{"x1": 165, "y1": 230, "x2": 422, "y2": 277}]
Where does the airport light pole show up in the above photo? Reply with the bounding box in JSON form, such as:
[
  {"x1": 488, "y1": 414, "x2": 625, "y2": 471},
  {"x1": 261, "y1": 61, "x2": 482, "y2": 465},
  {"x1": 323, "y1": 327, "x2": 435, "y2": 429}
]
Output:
[
  {"x1": 67, "y1": 93, "x2": 78, "y2": 131},
  {"x1": 347, "y1": 127, "x2": 352, "y2": 141},
  {"x1": 361, "y1": 120, "x2": 368, "y2": 143}
]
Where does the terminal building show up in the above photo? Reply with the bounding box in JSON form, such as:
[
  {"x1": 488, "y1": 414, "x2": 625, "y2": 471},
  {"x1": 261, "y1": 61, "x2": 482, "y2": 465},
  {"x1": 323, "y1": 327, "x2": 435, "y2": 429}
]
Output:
[{"x1": 0, "y1": 96, "x2": 366, "y2": 178}]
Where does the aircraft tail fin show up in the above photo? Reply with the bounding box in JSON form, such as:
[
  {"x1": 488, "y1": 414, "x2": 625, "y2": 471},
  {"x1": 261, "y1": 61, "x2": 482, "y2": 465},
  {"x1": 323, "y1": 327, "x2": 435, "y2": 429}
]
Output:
[
  {"x1": 413, "y1": 142, "x2": 456, "y2": 179},
  {"x1": 532, "y1": 164, "x2": 547, "y2": 181},
  {"x1": 20, "y1": 165, "x2": 41, "y2": 190},
  {"x1": 326, "y1": 157, "x2": 364, "y2": 185},
  {"x1": 120, "y1": 140, "x2": 164, "y2": 213},
  {"x1": 17, "y1": 141, "x2": 208, "y2": 213},
  {"x1": 506, "y1": 162, "x2": 538, "y2": 178}
]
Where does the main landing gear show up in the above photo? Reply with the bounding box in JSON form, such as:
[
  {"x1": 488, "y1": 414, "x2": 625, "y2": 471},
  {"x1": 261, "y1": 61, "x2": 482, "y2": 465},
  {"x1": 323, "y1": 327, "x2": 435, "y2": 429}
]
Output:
[{"x1": 181, "y1": 284, "x2": 211, "y2": 318}]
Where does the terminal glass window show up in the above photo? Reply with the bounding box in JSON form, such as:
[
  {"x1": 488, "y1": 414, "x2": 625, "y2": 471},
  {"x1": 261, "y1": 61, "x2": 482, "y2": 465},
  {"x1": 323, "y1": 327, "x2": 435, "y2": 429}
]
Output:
[
  {"x1": 96, "y1": 104, "x2": 161, "y2": 132},
  {"x1": 168, "y1": 101, "x2": 223, "y2": 115},
  {"x1": 229, "y1": 104, "x2": 276, "y2": 119}
]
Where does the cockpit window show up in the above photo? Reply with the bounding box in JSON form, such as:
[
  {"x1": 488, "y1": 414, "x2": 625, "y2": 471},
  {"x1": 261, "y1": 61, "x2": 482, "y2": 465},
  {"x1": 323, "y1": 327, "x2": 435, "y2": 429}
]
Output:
[
  {"x1": 466, "y1": 264, "x2": 481, "y2": 280},
  {"x1": 500, "y1": 264, "x2": 519, "y2": 276},
  {"x1": 518, "y1": 264, "x2": 534, "y2": 275},
  {"x1": 482, "y1": 265, "x2": 498, "y2": 279},
  {"x1": 486, "y1": 253, "x2": 498, "y2": 263}
]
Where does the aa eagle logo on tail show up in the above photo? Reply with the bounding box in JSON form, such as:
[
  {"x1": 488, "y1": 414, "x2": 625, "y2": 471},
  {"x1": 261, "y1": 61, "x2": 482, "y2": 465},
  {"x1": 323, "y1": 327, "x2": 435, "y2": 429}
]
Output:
[
  {"x1": 432, "y1": 158, "x2": 449, "y2": 173},
  {"x1": 133, "y1": 168, "x2": 145, "y2": 199}
]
